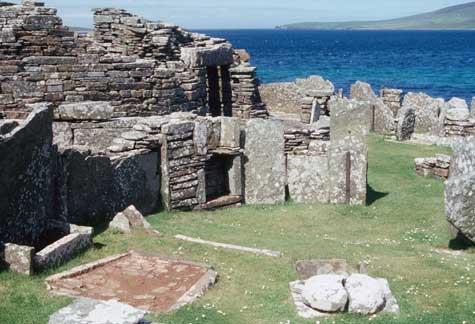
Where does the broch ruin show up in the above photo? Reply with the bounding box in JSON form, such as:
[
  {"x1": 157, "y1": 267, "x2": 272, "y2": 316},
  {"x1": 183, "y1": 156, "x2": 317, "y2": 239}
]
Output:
[{"x1": 0, "y1": 1, "x2": 474, "y2": 322}]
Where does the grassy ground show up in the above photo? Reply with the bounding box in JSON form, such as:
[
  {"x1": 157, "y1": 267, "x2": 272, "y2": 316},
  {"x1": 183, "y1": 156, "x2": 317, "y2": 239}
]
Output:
[{"x1": 1, "y1": 135, "x2": 474, "y2": 324}]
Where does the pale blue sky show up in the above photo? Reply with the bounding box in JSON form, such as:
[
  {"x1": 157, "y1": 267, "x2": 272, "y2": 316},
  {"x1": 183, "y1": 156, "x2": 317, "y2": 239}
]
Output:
[{"x1": 29, "y1": 0, "x2": 472, "y2": 29}]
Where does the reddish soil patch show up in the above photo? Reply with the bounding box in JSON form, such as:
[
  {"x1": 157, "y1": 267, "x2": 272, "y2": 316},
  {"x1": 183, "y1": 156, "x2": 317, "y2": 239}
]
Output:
[{"x1": 47, "y1": 252, "x2": 210, "y2": 312}]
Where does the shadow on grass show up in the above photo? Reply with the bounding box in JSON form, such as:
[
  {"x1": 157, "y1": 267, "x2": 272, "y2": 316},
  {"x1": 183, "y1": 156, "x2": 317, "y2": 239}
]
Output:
[
  {"x1": 366, "y1": 184, "x2": 389, "y2": 206},
  {"x1": 449, "y1": 236, "x2": 475, "y2": 251}
]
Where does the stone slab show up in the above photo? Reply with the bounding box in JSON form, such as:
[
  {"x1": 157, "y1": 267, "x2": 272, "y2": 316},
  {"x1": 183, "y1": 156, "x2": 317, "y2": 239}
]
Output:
[
  {"x1": 4, "y1": 243, "x2": 34, "y2": 275},
  {"x1": 244, "y1": 119, "x2": 286, "y2": 204},
  {"x1": 287, "y1": 155, "x2": 329, "y2": 203}
]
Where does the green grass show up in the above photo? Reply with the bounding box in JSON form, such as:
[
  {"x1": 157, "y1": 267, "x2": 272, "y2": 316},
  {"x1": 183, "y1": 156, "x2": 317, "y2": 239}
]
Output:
[{"x1": 1, "y1": 135, "x2": 475, "y2": 324}]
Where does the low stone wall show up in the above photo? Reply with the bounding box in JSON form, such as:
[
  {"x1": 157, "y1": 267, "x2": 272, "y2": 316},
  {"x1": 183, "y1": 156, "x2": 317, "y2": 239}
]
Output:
[{"x1": 415, "y1": 154, "x2": 451, "y2": 180}]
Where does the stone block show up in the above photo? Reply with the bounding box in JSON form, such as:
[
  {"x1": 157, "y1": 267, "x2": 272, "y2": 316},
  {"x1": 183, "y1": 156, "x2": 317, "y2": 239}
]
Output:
[
  {"x1": 445, "y1": 174, "x2": 475, "y2": 243},
  {"x1": 287, "y1": 155, "x2": 329, "y2": 203},
  {"x1": 244, "y1": 119, "x2": 286, "y2": 204},
  {"x1": 402, "y1": 92, "x2": 444, "y2": 134},
  {"x1": 219, "y1": 117, "x2": 240, "y2": 148},
  {"x1": 4, "y1": 243, "x2": 34, "y2": 275},
  {"x1": 445, "y1": 97, "x2": 469, "y2": 121},
  {"x1": 181, "y1": 44, "x2": 234, "y2": 67},
  {"x1": 450, "y1": 139, "x2": 475, "y2": 177},
  {"x1": 295, "y1": 75, "x2": 334, "y2": 97},
  {"x1": 34, "y1": 232, "x2": 92, "y2": 270},
  {"x1": 57, "y1": 101, "x2": 114, "y2": 121}
]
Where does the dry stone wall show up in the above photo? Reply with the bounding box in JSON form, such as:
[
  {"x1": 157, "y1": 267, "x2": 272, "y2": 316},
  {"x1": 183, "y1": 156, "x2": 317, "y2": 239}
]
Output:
[{"x1": 381, "y1": 88, "x2": 403, "y2": 117}]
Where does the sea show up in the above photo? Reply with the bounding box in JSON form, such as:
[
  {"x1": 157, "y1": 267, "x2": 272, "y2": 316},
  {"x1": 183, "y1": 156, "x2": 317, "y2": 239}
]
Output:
[{"x1": 198, "y1": 29, "x2": 475, "y2": 103}]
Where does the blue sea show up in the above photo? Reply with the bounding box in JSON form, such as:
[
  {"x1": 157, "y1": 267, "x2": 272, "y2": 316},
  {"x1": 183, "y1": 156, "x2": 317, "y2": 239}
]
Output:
[{"x1": 199, "y1": 30, "x2": 475, "y2": 102}]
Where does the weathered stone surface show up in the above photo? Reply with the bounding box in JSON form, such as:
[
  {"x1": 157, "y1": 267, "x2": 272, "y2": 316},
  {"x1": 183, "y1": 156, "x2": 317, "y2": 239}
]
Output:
[
  {"x1": 219, "y1": 117, "x2": 240, "y2": 148},
  {"x1": 296, "y1": 75, "x2": 334, "y2": 97},
  {"x1": 346, "y1": 274, "x2": 385, "y2": 315},
  {"x1": 4, "y1": 243, "x2": 34, "y2": 275},
  {"x1": 52, "y1": 122, "x2": 73, "y2": 149},
  {"x1": 402, "y1": 92, "x2": 444, "y2": 134},
  {"x1": 34, "y1": 232, "x2": 92, "y2": 270},
  {"x1": 378, "y1": 278, "x2": 400, "y2": 314},
  {"x1": 109, "y1": 213, "x2": 132, "y2": 233},
  {"x1": 181, "y1": 44, "x2": 234, "y2": 67},
  {"x1": 471, "y1": 97, "x2": 475, "y2": 119},
  {"x1": 0, "y1": 105, "x2": 55, "y2": 247},
  {"x1": 296, "y1": 259, "x2": 352, "y2": 280},
  {"x1": 445, "y1": 97, "x2": 469, "y2": 121},
  {"x1": 57, "y1": 102, "x2": 114, "y2": 121},
  {"x1": 48, "y1": 298, "x2": 149, "y2": 324},
  {"x1": 57, "y1": 150, "x2": 159, "y2": 225},
  {"x1": 450, "y1": 139, "x2": 475, "y2": 177},
  {"x1": 301, "y1": 275, "x2": 348, "y2": 313},
  {"x1": 328, "y1": 98, "x2": 370, "y2": 205},
  {"x1": 350, "y1": 81, "x2": 395, "y2": 134},
  {"x1": 122, "y1": 205, "x2": 152, "y2": 230},
  {"x1": 287, "y1": 155, "x2": 329, "y2": 203},
  {"x1": 445, "y1": 174, "x2": 475, "y2": 243},
  {"x1": 259, "y1": 82, "x2": 301, "y2": 115},
  {"x1": 244, "y1": 119, "x2": 286, "y2": 204},
  {"x1": 396, "y1": 105, "x2": 416, "y2": 141}
]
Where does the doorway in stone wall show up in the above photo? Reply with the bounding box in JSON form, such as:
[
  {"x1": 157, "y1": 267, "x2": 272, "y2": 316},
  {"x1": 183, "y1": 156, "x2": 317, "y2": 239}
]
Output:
[{"x1": 206, "y1": 65, "x2": 232, "y2": 117}]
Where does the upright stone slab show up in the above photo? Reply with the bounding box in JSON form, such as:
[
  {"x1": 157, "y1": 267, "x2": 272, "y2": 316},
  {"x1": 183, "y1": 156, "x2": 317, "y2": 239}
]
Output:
[
  {"x1": 445, "y1": 139, "x2": 475, "y2": 243},
  {"x1": 244, "y1": 119, "x2": 286, "y2": 204},
  {"x1": 471, "y1": 97, "x2": 475, "y2": 119},
  {"x1": 396, "y1": 105, "x2": 416, "y2": 141},
  {"x1": 402, "y1": 92, "x2": 444, "y2": 135},
  {"x1": 350, "y1": 81, "x2": 395, "y2": 134},
  {"x1": 3, "y1": 243, "x2": 34, "y2": 275},
  {"x1": 445, "y1": 97, "x2": 469, "y2": 121},
  {"x1": 287, "y1": 155, "x2": 329, "y2": 203},
  {"x1": 0, "y1": 104, "x2": 55, "y2": 247},
  {"x1": 328, "y1": 98, "x2": 370, "y2": 205}
]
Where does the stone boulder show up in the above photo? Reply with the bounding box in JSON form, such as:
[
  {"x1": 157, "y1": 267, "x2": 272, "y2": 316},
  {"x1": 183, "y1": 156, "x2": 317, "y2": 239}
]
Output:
[
  {"x1": 402, "y1": 92, "x2": 444, "y2": 134},
  {"x1": 445, "y1": 97, "x2": 469, "y2": 121},
  {"x1": 48, "y1": 298, "x2": 150, "y2": 324},
  {"x1": 346, "y1": 274, "x2": 386, "y2": 315},
  {"x1": 301, "y1": 275, "x2": 348, "y2": 313},
  {"x1": 396, "y1": 105, "x2": 416, "y2": 141},
  {"x1": 350, "y1": 81, "x2": 395, "y2": 134},
  {"x1": 109, "y1": 205, "x2": 152, "y2": 233}
]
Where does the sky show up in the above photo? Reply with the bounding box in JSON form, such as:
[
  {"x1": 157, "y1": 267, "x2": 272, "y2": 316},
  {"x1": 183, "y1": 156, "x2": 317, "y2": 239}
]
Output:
[{"x1": 25, "y1": 0, "x2": 473, "y2": 29}]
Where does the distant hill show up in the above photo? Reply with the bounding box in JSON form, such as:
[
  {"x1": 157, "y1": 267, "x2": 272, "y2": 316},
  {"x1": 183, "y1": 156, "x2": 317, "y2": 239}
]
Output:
[{"x1": 277, "y1": 2, "x2": 475, "y2": 30}]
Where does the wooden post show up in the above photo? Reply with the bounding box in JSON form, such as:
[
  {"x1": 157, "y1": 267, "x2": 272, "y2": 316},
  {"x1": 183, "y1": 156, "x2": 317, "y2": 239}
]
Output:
[{"x1": 345, "y1": 151, "x2": 351, "y2": 204}]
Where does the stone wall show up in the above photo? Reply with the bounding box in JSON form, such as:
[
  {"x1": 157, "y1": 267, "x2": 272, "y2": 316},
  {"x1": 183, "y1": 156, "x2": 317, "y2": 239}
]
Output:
[
  {"x1": 381, "y1": 88, "x2": 403, "y2": 117},
  {"x1": 0, "y1": 104, "x2": 55, "y2": 246},
  {"x1": 0, "y1": 1, "x2": 267, "y2": 120}
]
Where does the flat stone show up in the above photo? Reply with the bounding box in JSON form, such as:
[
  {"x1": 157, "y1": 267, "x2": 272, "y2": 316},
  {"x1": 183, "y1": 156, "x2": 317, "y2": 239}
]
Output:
[
  {"x1": 57, "y1": 101, "x2": 114, "y2": 121},
  {"x1": 48, "y1": 298, "x2": 149, "y2": 324},
  {"x1": 121, "y1": 131, "x2": 147, "y2": 141}
]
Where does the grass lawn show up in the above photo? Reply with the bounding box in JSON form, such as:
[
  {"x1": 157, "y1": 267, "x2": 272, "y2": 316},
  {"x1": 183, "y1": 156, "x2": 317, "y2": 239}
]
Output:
[{"x1": 1, "y1": 135, "x2": 474, "y2": 324}]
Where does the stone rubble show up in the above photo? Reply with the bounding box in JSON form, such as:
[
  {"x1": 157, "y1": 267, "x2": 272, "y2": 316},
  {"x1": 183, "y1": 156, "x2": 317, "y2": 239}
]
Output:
[{"x1": 415, "y1": 154, "x2": 451, "y2": 180}]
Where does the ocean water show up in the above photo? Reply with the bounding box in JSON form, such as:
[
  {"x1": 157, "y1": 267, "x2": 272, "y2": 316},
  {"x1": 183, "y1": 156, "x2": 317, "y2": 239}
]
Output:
[{"x1": 198, "y1": 29, "x2": 475, "y2": 102}]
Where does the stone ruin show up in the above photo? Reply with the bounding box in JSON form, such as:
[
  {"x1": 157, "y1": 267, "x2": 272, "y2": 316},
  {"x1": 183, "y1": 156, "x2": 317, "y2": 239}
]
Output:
[
  {"x1": 415, "y1": 154, "x2": 451, "y2": 180},
  {"x1": 0, "y1": 1, "x2": 370, "y2": 275}
]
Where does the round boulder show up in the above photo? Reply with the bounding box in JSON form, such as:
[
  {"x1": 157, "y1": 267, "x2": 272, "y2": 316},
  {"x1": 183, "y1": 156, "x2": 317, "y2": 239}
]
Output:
[
  {"x1": 346, "y1": 274, "x2": 385, "y2": 314},
  {"x1": 301, "y1": 274, "x2": 348, "y2": 313}
]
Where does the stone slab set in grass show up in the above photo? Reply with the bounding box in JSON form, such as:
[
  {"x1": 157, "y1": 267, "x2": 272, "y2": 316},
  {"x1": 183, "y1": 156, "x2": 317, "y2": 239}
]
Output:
[
  {"x1": 290, "y1": 260, "x2": 399, "y2": 319},
  {"x1": 48, "y1": 298, "x2": 152, "y2": 324},
  {"x1": 45, "y1": 251, "x2": 218, "y2": 313},
  {"x1": 415, "y1": 154, "x2": 451, "y2": 180}
]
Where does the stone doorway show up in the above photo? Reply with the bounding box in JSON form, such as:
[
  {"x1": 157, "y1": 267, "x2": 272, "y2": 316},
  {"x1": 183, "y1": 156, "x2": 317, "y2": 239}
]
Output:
[{"x1": 206, "y1": 66, "x2": 232, "y2": 117}]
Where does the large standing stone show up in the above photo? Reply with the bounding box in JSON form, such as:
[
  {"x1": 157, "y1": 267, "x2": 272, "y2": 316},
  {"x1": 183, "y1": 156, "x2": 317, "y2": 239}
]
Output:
[
  {"x1": 287, "y1": 155, "x2": 329, "y2": 203},
  {"x1": 244, "y1": 119, "x2": 286, "y2": 204},
  {"x1": 350, "y1": 81, "x2": 395, "y2": 134},
  {"x1": 445, "y1": 97, "x2": 469, "y2": 121},
  {"x1": 446, "y1": 174, "x2": 475, "y2": 243},
  {"x1": 346, "y1": 274, "x2": 386, "y2": 315},
  {"x1": 396, "y1": 105, "x2": 416, "y2": 141},
  {"x1": 0, "y1": 104, "x2": 55, "y2": 247},
  {"x1": 471, "y1": 97, "x2": 475, "y2": 119},
  {"x1": 301, "y1": 275, "x2": 348, "y2": 313},
  {"x1": 328, "y1": 98, "x2": 370, "y2": 205},
  {"x1": 449, "y1": 139, "x2": 475, "y2": 177},
  {"x1": 48, "y1": 298, "x2": 150, "y2": 324},
  {"x1": 402, "y1": 92, "x2": 444, "y2": 134}
]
